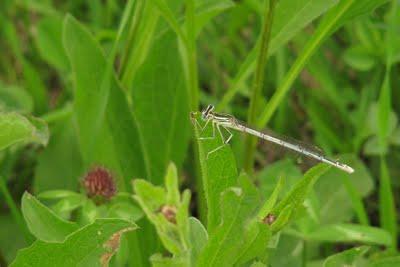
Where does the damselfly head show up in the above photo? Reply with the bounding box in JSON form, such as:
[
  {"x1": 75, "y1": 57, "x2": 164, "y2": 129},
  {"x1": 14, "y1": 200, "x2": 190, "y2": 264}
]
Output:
[{"x1": 201, "y1": 104, "x2": 215, "y2": 120}]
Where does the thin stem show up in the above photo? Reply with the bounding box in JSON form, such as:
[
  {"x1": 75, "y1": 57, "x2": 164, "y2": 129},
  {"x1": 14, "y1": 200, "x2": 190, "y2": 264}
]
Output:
[
  {"x1": 0, "y1": 176, "x2": 33, "y2": 243},
  {"x1": 243, "y1": 0, "x2": 277, "y2": 172},
  {"x1": 185, "y1": 0, "x2": 199, "y2": 110},
  {"x1": 40, "y1": 103, "x2": 73, "y2": 124}
]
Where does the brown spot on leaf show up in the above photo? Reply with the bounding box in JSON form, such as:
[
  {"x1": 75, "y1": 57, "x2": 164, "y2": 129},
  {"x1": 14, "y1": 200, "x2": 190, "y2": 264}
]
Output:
[
  {"x1": 263, "y1": 213, "x2": 276, "y2": 225},
  {"x1": 100, "y1": 227, "x2": 135, "y2": 267}
]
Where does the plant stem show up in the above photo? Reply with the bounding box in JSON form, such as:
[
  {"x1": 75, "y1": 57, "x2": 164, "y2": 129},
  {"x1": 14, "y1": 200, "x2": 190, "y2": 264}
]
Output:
[
  {"x1": 40, "y1": 103, "x2": 73, "y2": 124},
  {"x1": 0, "y1": 176, "x2": 34, "y2": 243},
  {"x1": 243, "y1": 0, "x2": 277, "y2": 173},
  {"x1": 185, "y1": 0, "x2": 199, "y2": 110}
]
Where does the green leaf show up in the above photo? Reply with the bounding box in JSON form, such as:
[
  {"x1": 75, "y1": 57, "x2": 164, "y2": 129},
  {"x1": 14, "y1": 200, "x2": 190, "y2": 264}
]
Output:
[
  {"x1": 257, "y1": 176, "x2": 284, "y2": 220},
  {"x1": 314, "y1": 155, "x2": 374, "y2": 224},
  {"x1": 323, "y1": 246, "x2": 369, "y2": 267},
  {"x1": 218, "y1": 0, "x2": 339, "y2": 110},
  {"x1": 257, "y1": 0, "x2": 390, "y2": 128},
  {"x1": 370, "y1": 256, "x2": 400, "y2": 267},
  {"x1": 10, "y1": 219, "x2": 137, "y2": 267},
  {"x1": 149, "y1": 0, "x2": 187, "y2": 43},
  {"x1": 197, "y1": 174, "x2": 260, "y2": 267},
  {"x1": 107, "y1": 202, "x2": 144, "y2": 223},
  {"x1": 51, "y1": 194, "x2": 86, "y2": 218},
  {"x1": 150, "y1": 253, "x2": 187, "y2": 267},
  {"x1": 307, "y1": 224, "x2": 392, "y2": 246},
  {"x1": 21, "y1": 60, "x2": 49, "y2": 115},
  {"x1": 37, "y1": 190, "x2": 81, "y2": 200},
  {"x1": 270, "y1": 204, "x2": 294, "y2": 233},
  {"x1": 194, "y1": 0, "x2": 235, "y2": 36},
  {"x1": 235, "y1": 222, "x2": 271, "y2": 265},
  {"x1": 0, "y1": 112, "x2": 49, "y2": 150},
  {"x1": 0, "y1": 214, "x2": 27, "y2": 263},
  {"x1": 133, "y1": 163, "x2": 191, "y2": 258},
  {"x1": 189, "y1": 217, "x2": 208, "y2": 266},
  {"x1": 35, "y1": 15, "x2": 69, "y2": 71},
  {"x1": 192, "y1": 111, "x2": 238, "y2": 231},
  {"x1": 379, "y1": 159, "x2": 397, "y2": 247},
  {"x1": 63, "y1": 15, "x2": 147, "y2": 187},
  {"x1": 270, "y1": 0, "x2": 339, "y2": 53},
  {"x1": 21, "y1": 192, "x2": 78, "y2": 242},
  {"x1": 273, "y1": 164, "x2": 330, "y2": 218},
  {"x1": 343, "y1": 45, "x2": 376, "y2": 71},
  {"x1": 378, "y1": 73, "x2": 391, "y2": 153},
  {"x1": 34, "y1": 118, "x2": 83, "y2": 192},
  {"x1": 0, "y1": 83, "x2": 33, "y2": 113},
  {"x1": 131, "y1": 32, "x2": 190, "y2": 183}
]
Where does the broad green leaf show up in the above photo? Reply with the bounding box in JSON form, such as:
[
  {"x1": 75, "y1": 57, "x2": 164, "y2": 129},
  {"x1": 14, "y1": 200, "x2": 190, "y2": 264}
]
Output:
[
  {"x1": 235, "y1": 222, "x2": 271, "y2": 265},
  {"x1": 197, "y1": 174, "x2": 260, "y2": 267},
  {"x1": 270, "y1": 234, "x2": 303, "y2": 267},
  {"x1": 323, "y1": 246, "x2": 369, "y2": 267},
  {"x1": 63, "y1": 15, "x2": 147, "y2": 188},
  {"x1": 314, "y1": 155, "x2": 373, "y2": 224},
  {"x1": 131, "y1": 32, "x2": 190, "y2": 183},
  {"x1": 34, "y1": 118, "x2": 83, "y2": 192},
  {"x1": 189, "y1": 217, "x2": 208, "y2": 265},
  {"x1": 307, "y1": 224, "x2": 392, "y2": 246},
  {"x1": 10, "y1": 219, "x2": 137, "y2": 267},
  {"x1": 0, "y1": 83, "x2": 33, "y2": 113},
  {"x1": 273, "y1": 164, "x2": 330, "y2": 217},
  {"x1": 379, "y1": 159, "x2": 397, "y2": 247},
  {"x1": 35, "y1": 15, "x2": 69, "y2": 71},
  {"x1": 192, "y1": 112, "x2": 238, "y2": 231},
  {"x1": 0, "y1": 112, "x2": 48, "y2": 150},
  {"x1": 21, "y1": 192, "x2": 78, "y2": 242}
]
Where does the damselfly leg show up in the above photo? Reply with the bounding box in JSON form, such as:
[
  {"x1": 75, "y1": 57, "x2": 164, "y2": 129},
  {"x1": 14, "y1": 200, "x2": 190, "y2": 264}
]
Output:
[{"x1": 204, "y1": 123, "x2": 234, "y2": 159}]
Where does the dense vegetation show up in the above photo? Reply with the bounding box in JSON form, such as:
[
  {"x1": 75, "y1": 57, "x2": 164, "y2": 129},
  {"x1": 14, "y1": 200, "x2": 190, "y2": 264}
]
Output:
[{"x1": 0, "y1": 0, "x2": 399, "y2": 266}]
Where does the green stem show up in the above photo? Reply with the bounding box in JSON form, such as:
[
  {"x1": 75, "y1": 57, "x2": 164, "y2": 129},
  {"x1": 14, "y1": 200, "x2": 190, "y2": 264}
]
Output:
[
  {"x1": 256, "y1": 0, "x2": 355, "y2": 129},
  {"x1": 0, "y1": 176, "x2": 33, "y2": 243},
  {"x1": 40, "y1": 103, "x2": 73, "y2": 124},
  {"x1": 185, "y1": 0, "x2": 199, "y2": 110},
  {"x1": 243, "y1": 0, "x2": 277, "y2": 173}
]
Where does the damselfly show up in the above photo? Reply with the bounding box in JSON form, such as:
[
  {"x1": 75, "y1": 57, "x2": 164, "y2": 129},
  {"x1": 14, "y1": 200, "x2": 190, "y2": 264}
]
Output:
[{"x1": 194, "y1": 104, "x2": 354, "y2": 174}]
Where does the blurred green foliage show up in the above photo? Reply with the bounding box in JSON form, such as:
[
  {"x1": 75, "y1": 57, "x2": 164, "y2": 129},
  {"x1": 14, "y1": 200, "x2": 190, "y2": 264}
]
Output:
[{"x1": 0, "y1": 0, "x2": 399, "y2": 266}]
